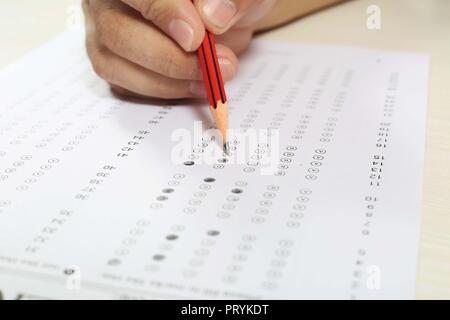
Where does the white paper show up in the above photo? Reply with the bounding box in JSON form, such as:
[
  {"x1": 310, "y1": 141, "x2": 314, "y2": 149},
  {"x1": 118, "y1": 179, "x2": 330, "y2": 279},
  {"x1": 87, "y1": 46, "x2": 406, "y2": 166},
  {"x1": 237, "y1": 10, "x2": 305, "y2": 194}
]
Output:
[{"x1": 0, "y1": 31, "x2": 429, "y2": 300}]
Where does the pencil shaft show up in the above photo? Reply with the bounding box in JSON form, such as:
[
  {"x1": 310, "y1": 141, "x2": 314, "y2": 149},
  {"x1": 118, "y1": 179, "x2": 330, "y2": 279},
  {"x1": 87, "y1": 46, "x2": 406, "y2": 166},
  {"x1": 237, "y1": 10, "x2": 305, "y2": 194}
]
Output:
[{"x1": 197, "y1": 31, "x2": 229, "y2": 148}]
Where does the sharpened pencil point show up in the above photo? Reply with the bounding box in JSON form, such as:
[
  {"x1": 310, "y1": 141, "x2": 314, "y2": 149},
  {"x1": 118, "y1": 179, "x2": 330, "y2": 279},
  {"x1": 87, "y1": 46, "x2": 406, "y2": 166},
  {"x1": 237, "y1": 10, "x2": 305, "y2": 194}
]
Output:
[{"x1": 223, "y1": 142, "x2": 229, "y2": 156}]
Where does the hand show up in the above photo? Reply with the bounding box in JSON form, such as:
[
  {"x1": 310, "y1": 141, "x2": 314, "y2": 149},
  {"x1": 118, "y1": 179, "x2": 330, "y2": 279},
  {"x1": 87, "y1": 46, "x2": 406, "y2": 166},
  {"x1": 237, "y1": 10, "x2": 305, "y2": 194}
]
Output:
[{"x1": 83, "y1": 0, "x2": 277, "y2": 99}]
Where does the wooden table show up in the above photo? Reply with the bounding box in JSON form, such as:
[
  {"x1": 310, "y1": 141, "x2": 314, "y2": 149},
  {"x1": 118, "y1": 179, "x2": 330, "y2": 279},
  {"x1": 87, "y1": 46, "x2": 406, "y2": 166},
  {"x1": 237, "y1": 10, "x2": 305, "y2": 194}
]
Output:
[{"x1": 1, "y1": 0, "x2": 449, "y2": 299}]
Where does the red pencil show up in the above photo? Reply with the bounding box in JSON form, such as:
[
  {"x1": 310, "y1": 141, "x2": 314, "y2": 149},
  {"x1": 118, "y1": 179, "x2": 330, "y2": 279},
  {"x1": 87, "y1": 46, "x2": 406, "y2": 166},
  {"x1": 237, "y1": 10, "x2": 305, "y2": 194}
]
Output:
[{"x1": 197, "y1": 30, "x2": 229, "y2": 154}]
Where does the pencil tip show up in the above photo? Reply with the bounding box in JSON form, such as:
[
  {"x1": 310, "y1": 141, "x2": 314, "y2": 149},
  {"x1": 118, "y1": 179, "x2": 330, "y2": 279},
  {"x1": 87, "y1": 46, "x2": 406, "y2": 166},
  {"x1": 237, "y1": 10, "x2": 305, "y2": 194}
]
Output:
[{"x1": 223, "y1": 142, "x2": 229, "y2": 156}]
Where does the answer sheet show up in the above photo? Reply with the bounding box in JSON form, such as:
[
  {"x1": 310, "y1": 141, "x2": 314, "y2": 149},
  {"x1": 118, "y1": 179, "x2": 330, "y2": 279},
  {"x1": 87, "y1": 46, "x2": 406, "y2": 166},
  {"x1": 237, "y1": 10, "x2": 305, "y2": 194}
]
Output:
[{"x1": 0, "y1": 31, "x2": 429, "y2": 299}]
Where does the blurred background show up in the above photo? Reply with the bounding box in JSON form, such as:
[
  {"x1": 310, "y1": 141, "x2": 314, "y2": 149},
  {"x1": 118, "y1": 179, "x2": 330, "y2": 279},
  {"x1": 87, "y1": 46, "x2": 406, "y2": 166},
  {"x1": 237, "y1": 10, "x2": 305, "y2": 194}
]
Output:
[{"x1": 1, "y1": 0, "x2": 450, "y2": 67}]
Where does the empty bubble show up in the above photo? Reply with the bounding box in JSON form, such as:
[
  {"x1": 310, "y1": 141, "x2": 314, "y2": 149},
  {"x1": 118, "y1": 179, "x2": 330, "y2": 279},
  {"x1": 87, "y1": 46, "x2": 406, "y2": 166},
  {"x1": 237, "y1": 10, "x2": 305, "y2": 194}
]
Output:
[{"x1": 107, "y1": 259, "x2": 121, "y2": 266}]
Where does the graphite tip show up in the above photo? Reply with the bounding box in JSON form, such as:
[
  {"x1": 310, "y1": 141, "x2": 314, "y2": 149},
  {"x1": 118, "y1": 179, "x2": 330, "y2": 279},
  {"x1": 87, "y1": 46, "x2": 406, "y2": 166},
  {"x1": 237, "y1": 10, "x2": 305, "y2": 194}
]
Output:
[{"x1": 223, "y1": 142, "x2": 229, "y2": 156}]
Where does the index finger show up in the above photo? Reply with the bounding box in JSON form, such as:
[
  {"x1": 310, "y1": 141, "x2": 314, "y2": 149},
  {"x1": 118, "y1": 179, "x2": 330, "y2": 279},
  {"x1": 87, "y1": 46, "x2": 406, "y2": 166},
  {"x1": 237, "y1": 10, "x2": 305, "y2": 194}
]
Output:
[{"x1": 121, "y1": 0, "x2": 205, "y2": 51}]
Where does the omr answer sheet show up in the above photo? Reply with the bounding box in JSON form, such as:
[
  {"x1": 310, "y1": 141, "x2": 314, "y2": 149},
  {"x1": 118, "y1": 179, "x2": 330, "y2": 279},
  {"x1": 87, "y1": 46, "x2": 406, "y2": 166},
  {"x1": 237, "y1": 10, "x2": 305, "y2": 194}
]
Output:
[{"x1": 0, "y1": 31, "x2": 428, "y2": 299}]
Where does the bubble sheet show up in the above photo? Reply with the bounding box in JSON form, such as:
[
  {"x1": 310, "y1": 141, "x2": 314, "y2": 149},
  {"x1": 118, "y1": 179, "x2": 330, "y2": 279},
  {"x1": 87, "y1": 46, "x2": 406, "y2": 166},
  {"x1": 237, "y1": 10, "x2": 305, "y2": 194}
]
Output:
[{"x1": 0, "y1": 31, "x2": 429, "y2": 299}]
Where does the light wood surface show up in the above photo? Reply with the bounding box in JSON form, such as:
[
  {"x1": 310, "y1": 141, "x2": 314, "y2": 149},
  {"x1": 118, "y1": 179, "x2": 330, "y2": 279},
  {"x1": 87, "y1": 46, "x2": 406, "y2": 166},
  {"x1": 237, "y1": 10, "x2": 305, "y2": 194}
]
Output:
[{"x1": 1, "y1": 0, "x2": 449, "y2": 299}]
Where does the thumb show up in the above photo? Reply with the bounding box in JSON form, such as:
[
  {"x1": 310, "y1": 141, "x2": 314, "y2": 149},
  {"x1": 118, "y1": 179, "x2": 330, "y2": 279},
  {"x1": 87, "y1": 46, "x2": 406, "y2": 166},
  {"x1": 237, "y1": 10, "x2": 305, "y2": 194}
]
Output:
[
  {"x1": 121, "y1": 0, "x2": 205, "y2": 51},
  {"x1": 193, "y1": 0, "x2": 254, "y2": 35}
]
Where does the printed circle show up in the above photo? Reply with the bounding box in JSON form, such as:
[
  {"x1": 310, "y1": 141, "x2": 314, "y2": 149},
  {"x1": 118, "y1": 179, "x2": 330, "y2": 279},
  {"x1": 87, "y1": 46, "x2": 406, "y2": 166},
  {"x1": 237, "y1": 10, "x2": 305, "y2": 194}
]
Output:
[
  {"x1": 16, "y1": 185, "x2": 29, "y2": 191},
  {"x1": 115, "y1": 248, "x2": 129, "y2": 256},
  {"x1": 201, "y1": 239, "x2": 215, "y2": 246},
  {"x1": 296, "y1": 196, "x2": 309, "y2": 203},
  {"x1": 217, "y1": 211, "x2": 230, "y2": 219},
  {"x1": 158, "y1": 243, "x2": 172, "y2": 251},
  {"x1": 279, "y1": 239, "x2": 294, "y2": 247},
  {"x1": 183, "y1": 207, "x2": 196, "y2": 214},
  {"x1": 242, "y1": 234, "x2": 256, "y2": 242},
  {"x1": 150, "y1": 203, "x2": 163, "y2": 209},
  {"x1": 194, "y1": 248, "x2": 210, "y2": 257},
  {"x1": 290, "y1": 212, "x2": 304, "y2": 219},
  {"x1": 171, "y1": 224, "x2": 185, "y2": 232},
  {"x1": 227, "y1": 264, "x2": 243, "y2": 273},
  {"x1": 136, "y1": 219, "x2": 150, "y2": 227},
  {"x1": 315, "y1": 149, "x2": 327, "y2": 154},
  {"x1": 235, "y1": 181, "x2": 248, "y2": 187},
  {"x1": 275, "y1": 248, "x2": 291, "y2": 257},
  {"x1": 238, "y1": 244, "x2": 252, "y2": 251},
  {"x1": 287, "y1": 221, "x2": 300, "y2": 228},
  {"x1": 267, "y1": 270, "x2": 282, "y2": 279},
  {"x1": 255, "y1": 208, "x2": 269, "y2": 215},
  {"x1": 267, "y1": 185, "x2": 279, "y2": 191},
  {"x1": 313, "y1": 155, "x2": 324, "y2": 161},
  {"x1": 122, "y1": 238, "x2": 137, "y2": 246},
  {"x1": 263, "y1": 192, "x2": 276, "y2": 199},
  {"x1": 233, "y1": 254, "x2": 247, "y2": 262},
  {"x1": 222, "y1": 203, "x2": 235, "y2": 210},
  {"x1": 188, "y1": 199, "x2": 202, "y2": 206},
  {"x1": 293, "y1": 204, "x2": 306, "y2": 211},
  {"x1": 189, "y1": 259, "x2": 204, "y2": 267},
  {"x1": 251, "y1": 216, "x2": 265, "y2": 224},
  {"x1": 183, "y1": 269, "x2": 198, "y2": 278},
  {"x1": 308, "y1": 167, "x2": 320, "y2": 174},
  {"x1": 194, "y1": 191, "x2": 207, "y2": 198},
  {"x1": 260, "y1": 200, "x2": 272, "y2": 207},
  {"x1": 227, "y1": 195, "x2": 240, "y2": 202},
  {"x1": 107, "y1": 258, "x2": 121, "y2": 266},
  {"x1": 199, "y1": 184, "x2": 211, "y2": 190},
  {"x1": 271, "y1": 259, "x2": 287, "y2": 268}
]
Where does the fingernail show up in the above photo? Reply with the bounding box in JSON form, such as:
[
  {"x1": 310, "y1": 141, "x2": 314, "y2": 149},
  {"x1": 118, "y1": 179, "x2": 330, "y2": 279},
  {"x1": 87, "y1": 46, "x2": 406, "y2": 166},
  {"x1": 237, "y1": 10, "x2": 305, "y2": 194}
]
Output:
[
  {"x1": 202, "y1": 0, "x2": 237, "y2": 29},
  {"x1": 169, "y1": 19, "x2": 194, "y2": 51},
  {"x1": 190, "y1": 81, "x2": 207, "y2": 97},
  {"x1": 218, "y1": 58, "x2": 235, "y2": 80}
]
